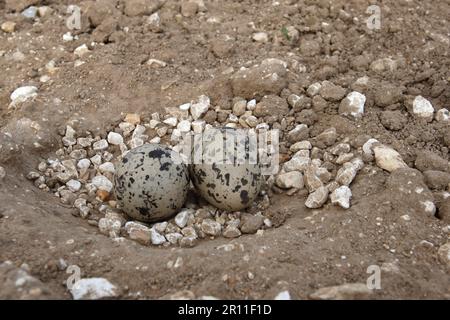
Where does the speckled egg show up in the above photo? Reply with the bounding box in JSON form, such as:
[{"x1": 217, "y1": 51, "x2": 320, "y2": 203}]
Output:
[
  {"x1": 114, "y1": 144, "x2": 190, "y2": 223},
  {"x1": 189, "y1": 128, "x2": 263, "y2": 211}
]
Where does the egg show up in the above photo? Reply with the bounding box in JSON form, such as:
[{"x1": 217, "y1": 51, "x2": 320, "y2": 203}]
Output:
[
  {"x1": 114, "y1": 144, "x2": 190, "y2": 222},
  {"x1": 189, "y1": 128, "x2": 263, "y2": 211}
]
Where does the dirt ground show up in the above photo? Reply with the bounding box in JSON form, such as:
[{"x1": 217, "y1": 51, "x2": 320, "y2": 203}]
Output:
[{"x1": 0, "y1": 0, "x2": 449, "y2": 299}]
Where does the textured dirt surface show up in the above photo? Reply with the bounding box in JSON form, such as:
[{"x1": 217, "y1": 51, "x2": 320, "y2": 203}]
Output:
[{"x1": 1, "y1": 0, "x2": 449, "y2": 299}]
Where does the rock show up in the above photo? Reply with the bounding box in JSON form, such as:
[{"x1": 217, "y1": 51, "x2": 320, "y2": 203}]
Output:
[
  {"x1": 330, "y1": 186, "x2": 352, "y2": 209},
  {"x1": 232, "y1": 100, "x2": 247, "y2": 116},
  {"x1": 177, "y1": 120, "x2": 191, "y2": 133},
  {"x1": 66, "y1": 180, "x2": 81, "y2": 192},
  {"x1": 436, "y1": 108, "x2": 449, "y2": 122},
  {"x1": 231, "y1": 63, "x2": 288, "y2": 99},
  {"x1": 252, "y1": 32, "x2": 269, "y2": 42},
  {"x1": 22, "y1": 6, "x2": 38, "y2": 18},
  {"x1": 310, "y1": 283, "x2": 372, "y2": 300},
  {"x1": 92, "y1": 175, "x2": 113, "y2": 192},
  {"x1": 274, "y1": 290, "x2": 291, "y2": 300},
  {"x1": 373, "y1": 145, "x2": 408, "y2": 172},
  {"x1": 93, "y1": 139, "x2": 109, "y2": 151},
  {"x1": 175, "y1": 209, "x2": 194, "y2": 228},
  {"x1": 305, "y1": 186, "x2": 329, "y2": 209},
  {"x1": 319, "y1": 81, "x2": 346, "y2": 102},
  {"x1": 423, "y1": 171, "x2": 450, "y2": 190},
  {"x1": 290, "y1": 141, "x2": 312, "y2": 152},
  {"x1": 307, "y1": 82, "x2": 322, "y2": 97},
  {"x1": 0, "y1": 166, "x2": 5, "y2": 179},
  {"x1": 415, "y1": 151, "x2": 449, "y2": 172},
  {"x1": 412, "y1": 96, "x2": 434, "y2": 122},
  {"x1": 287, "y1": 124, "x2": 309, "y2": 143},
  {"x1": 339, "y1": 92, "x2": 365, "y2": 118},
  {"x1": 254, "y1": 95, "x2": 289, "y2": 118},
  {"x1": 181, "y1": 1, "x2": 198, "y2": 17},
  {"x1": 125, "y1": 221, "x2": 151, "y2": 245},
  {"x1": 374, "y1": 84, "x2": 403, "y2": 107},
  {"x1": 192, "y1": 120, "x2": 206, "y2": 133},
  {"x1": 74, "y1": 44, "x2": 90, "y2": 58},
  {"x1": 437, "y1": 243, "x2": 450, "y2": 268},
  {"x1": 276, "y1": 171, "x2": 304, "y2": 189},
  {"x1": 70, "y1": 278, "x2": 118, "y2": 300},
  {"x1": 288, "y1": 94, "x2": 311, "y2": 111},
  {"x1": 304, "y1": 167, "x2": 324, "y2": 192},
  {"x1": 190, "y1": 95, "x2": 210, "y2": 120},
  {"x1": 10, "y1": 86, "x2": 38, "y2": 106},
  {"x1": 329, "y1": 143, "x2": 351, "y2": 156},
  {"x1": 380, "y1": 110, "x2": 407, "y2": 131},
  {"x1": 283, "y1": 156, "x2": 310, "y2": 172},
  {"x1": 370, "y1": 58, "x2": 398, "y2": 73},
  {"x1": 1, "y1": 21, "x2": 16, "y2": 33},
  {"x1": 240, "y1": 214, "x2": 264, "y2": 234},
  {"x1": 150, "y1": 228, "x2": 166, "y2": 245},
  {"x1": 124, "y1": 113, "x2": 141, "y2": 125},
  {"x1": 165, "y1": 232, "x2": 183, "y2": 244},
  {"x1": 313, "y1": 128, "x2": 337, "y2": 148},
  {"x1": 124, "y1": 0, "x2": 162, "y2": 17},
  {"x1": 201, "y1": 219, "x2": 222, "y2": 236},
  {"x1": 180, "y1": 236, "x2": 197, "y2": 247},
  {"x1": 107, "y1": 132, "x2": 123, "y2": 145},
  {"x1": 223, "y1": 226, "x2": 241, "y2": 238}
]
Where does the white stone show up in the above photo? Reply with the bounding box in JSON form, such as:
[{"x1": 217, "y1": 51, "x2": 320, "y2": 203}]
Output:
[
  {"x1": 190, "y1": 95, "x2": 210, "y2": 120},
  {"x1": 177, "y1": 120, "x2": 191, "y2": 133},
  {"x1": 10, "y1": 86, "x2": 38, "y2": 105},
  {"x1": 412, "y1": 96, "x2": 434, "y2": 122},
  {"x1": 274, "y1": 290, "x2": 291, "y2": 300},
  {"x1": 373, "y1": 145, "x2": 408, "y2": 172},
  {"x1": 421, "y1": 200, "x2": 436, "y2": 217},
  {"x1": 63, "y1": 32, "x2": 74, "y2": 42},
  {"x1": 70, "y1": 278, "x2": 118, "y2": 300},
  {"x1": 149, "y1": 137, "x2": 161, "y2": 144},
  {"x1": 307, "y1": 82, "x2": 322, "y2": 97},
  {"x1": 92, "y1": 175, "x2": 113, "y2": 192},
  {"x1": 362, "y1": 138, "x2": 379, "y2": 156},
  {"x1": 0, "y1": 166, "x2": 5, "y2": 179},
  {"x1": 201, "y1": 219, "x2": 222, "y2": 236},
  {"x1": 99, "y1": 162, "x2": 115, "y2": 174},
  {"x1": 90, "y1": 155, "x2": 102, "y2": 166},
  {"x1": 74, "y1": 44, "x2": 90, "y2": 57},
  {"x1": 330, "y1": 186, "x2": 352, "y2": 209},
  {"x1": 339, "y1": 91, "x2": 366, "y2": 118},
  {"x1": 283, "y1": 156, "x2": 310, "y2": 172},
  {"x1": 245, "y1": 115, "x2": 258, "y2": 127},
  {"x1": 247, "y1": 99, "x2": 257, "y2": 111},
  {"x1": 163, "y1": 117, "x2": 178, "y2": 127},
  {"x1": 66, "y1": 180, "x2": 82, "y2": 192},
  {"x1": 150, "y1": 228, "x2": 166, "y2": 245},
  {"x1": 93, "y1": 139, "x2": 109, "y2": 151},
  {"x1": 179, "y1": 103, "x2": 191, "y2": 111},
  {"x1": 107, "y1": 132, "x2": 123, "y2": 145},
  {"x1": 171, "y1": 128, "x2": 182, "y2": 142},
  {"x1": 436, "y1": 108, "x2": 449, "y2": 122},
  {"x1": 175, "y1": 209, "x2": 193, "y2": 228},
  {"x1": 276, "y1": 171, "x2": 304, "y2": 189},
  {"x1": 252, "y1": 32, "x2": 269, "y2": 42}
]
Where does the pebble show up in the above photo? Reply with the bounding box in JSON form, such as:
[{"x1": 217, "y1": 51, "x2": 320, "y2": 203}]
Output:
[
  {"x1": 22, "y1": 6, "x2": 38, "y2": 19},
  {"x1": 107, "y1": 132, "x2": 123, "y2": 145},
  {"x1": 10, "y1": 86, "x2": 38, "y2": 105},
  {"x1": 201, "y1": 219, "x2": 222, "y2": 236},
  {"x1": 252, "y1": 32, "x2": 269, "y2": 42},
  {"x1": 125, "y1": 221, "x2": 151, "y2": 245},
  {"x1": 175, "y1": 209, "x2": 194, "y2": 228},
  {"x1": 66, "y1": 179, "x2": 82, "y2": 192},
  {"x1": 310, "y1": 283, "x2": 372, "y2": 300},
  {"x1": 190, "y1": 95, "x2": 210, "y2": 120},
  {"x1": 99, "y1": 162, "x2": 115, "y2": 174},
  {"x1": 274, "y1": 290, "x2": 291, "y2": 300},
  {"x1": 307, "y1": 82, "x2": 322, "y2": 97},
  {"x1": 74, "y1": 44, "x2": 90, "y2": 58},
  {"x1": 223, "y1": 226, "x2": 241, "y2": 238},
  {"x1": 435, "y1": 108, "x2": 449, "y2": 122},
  {"x1": 287, "y1": 124, "x2": 309, "y2": 143},
  {"x1": 192, "y1": 120, "x2": 206, "y2": 133},
  {"x1": 412, "y1": 96, "x2": 434, "y2": 122},
  {"x1": 319, "y1": 81, "x2": 347, "y2": 102},
  {"x1": 63, "y1": 32, "x2": 74, "y2": 42},
  {"x1": 233, "y1": 100, "x2": 247, "y2": 116},
  {"x1": 150, "y1": 228, "x2": 166, "y2": 245},
  {"x1": 276, "y1": 171, "x2": 304, "y2": 189},
  {"x1": 373, "y1": 145, "x2": 408, "y2": 172},
  {"x1": 437, "y1": 243, "x2": 450, "y2": 267},
  {"x1": 124, "y1": 114, "x2": 141, "y2": 125},
  {"x1": 92, "y1": 175, "x2": 113, "y2": 192},
  {"x1": 177, "y1": 120, "x2": 191, "y2": 133},
  {"x1": 165, "y1": 232, "x2": 183, "y2": 244},
  {"x1": 339, "y1": 92, "x2": 366, "y2": 118},
  {"x1": 330, "y1": 186, "x2": 352, "y2": 209},
  {"x1": 70, "y1": 278, "x2": 119, "y2": 300},
  {"x1": 305, "y1": 186, "x2": 329, "y2": 209},
  {"x1": 1, "y1": 21, "x2": 16, "y2": 33},
  {"x1": 93, "y1": 139, "x2": 109, "y2": 151},
  {"x1": 240, "y1": 214, "x2": 264, "y2": 234}
]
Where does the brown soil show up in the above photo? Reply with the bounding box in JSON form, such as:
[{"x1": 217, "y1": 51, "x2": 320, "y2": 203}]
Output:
[{"x1": 0, "y1": 0, "x2": 449, "y2": 299}]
